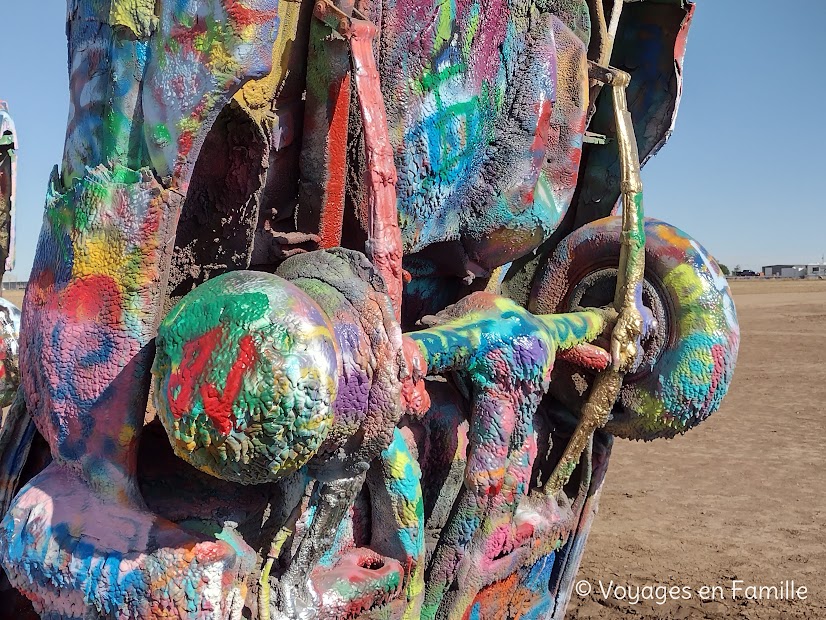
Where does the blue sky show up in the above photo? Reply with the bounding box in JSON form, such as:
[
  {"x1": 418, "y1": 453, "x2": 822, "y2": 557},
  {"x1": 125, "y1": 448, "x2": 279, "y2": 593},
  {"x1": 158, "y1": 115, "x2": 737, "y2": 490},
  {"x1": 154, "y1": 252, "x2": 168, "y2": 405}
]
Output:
[{"x1": 0, "y1": 1, "x2": 824, "y2": 278}]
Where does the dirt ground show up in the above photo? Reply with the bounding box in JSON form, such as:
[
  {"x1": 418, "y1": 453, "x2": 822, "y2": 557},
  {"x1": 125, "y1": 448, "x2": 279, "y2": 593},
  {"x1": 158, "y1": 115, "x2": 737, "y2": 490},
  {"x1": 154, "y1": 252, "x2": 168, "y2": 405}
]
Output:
[
  {"x1": 2, "y1": 289, "x2": 24, "y2": 308},
  {"x1": 568, "y1": 279, "x2": 826, "y2": 619}
]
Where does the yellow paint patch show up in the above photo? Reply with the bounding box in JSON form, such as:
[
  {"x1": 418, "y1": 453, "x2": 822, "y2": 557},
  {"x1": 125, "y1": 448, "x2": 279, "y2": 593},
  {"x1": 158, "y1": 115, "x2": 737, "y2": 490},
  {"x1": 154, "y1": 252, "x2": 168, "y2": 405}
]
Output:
[
  {"x1": 109, "y1": 0, "x2": 158, "y2": 38},
  {"x1": 386, "y1": 448, "x2": 422, "y2": 527},
  {"x1": 118, "y1": 424, "x2": 136, "y2": 448},
  {"x1": 206, "y1": 41, "x2": 239, "y2": 81},
  {"x1": 236, "y1": 2, "x2": 302, "y2": 120},
  {"x1": 403, "y1": 567, "x2": 425, "y2": 620},
  {"x1": 636, "y1": 389, "x2": 667, "y2": 424},
  {"x1": 72, "y1": 232, "x2": 128, "y2": 281},
  {"x1": 663, "y1": 263, "x2": 718, "y2": 333}
]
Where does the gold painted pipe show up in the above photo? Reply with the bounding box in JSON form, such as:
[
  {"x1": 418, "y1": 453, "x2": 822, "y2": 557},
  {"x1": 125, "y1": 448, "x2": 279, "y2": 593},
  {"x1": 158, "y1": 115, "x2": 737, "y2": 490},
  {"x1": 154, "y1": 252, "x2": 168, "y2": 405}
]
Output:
[{"x1": 546, "y1": 64, "x2": 645, "y2": 497}]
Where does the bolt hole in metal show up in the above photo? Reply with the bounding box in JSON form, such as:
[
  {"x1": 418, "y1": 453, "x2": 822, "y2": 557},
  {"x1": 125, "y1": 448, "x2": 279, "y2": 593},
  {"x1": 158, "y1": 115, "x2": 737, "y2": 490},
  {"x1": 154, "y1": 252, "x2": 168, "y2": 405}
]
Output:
[{"x1": 357, "y1": 556, "x2": 386, "y2": 570}]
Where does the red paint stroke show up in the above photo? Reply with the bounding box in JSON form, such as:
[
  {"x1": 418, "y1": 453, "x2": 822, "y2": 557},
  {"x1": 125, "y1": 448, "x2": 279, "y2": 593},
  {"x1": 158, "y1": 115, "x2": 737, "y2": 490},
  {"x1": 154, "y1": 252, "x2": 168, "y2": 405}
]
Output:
[
  {"x1": 177, "y1": 129, "x2": 195, "y2": 161},
  {"x1": 557, "y1": 343, "x2": 611, "y2": 372},
  {"x1": 168, "y1": 326, "x2": 222, "y2": 419},
  {"x1": 199, "y1": 334, "x2": 257, "y2": 436},
  {"x1": 169, "y1": 19, "x2": 207, "y2": 52},
  {"x1": 225, "y1": 0, "x2": 280, "y2": 28},
  {"x1": 674, "y1": 4, "x2": 696, "y2": 66},
  {"x1": 318, "y1": 72, "x2": 351, "y2": 249},
  {"x1": 462, "y1": 572, "x2": 520, "y2": 620},
  {"x1": 63, "y1": 274, "x2": 124, "y2": 325},
  {"x1": 523, "y1": 96, "x2": 554, "y2": 206},
  {"x1": 401, "y1": 336, "x2": 431, "y2": 417},
  {"x1": 531, "y1": 98, "x2": 553, "y2": 163}
]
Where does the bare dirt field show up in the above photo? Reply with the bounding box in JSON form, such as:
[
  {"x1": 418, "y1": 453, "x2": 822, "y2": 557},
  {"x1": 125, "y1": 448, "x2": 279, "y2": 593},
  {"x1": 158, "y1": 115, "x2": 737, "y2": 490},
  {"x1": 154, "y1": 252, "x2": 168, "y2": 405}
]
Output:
[
  {"x1": 1, "y1": 289, "x2": 24, "y2": 308},
  {"x1": 568, "y1": 279, "x2": 826, "y2": 619}
]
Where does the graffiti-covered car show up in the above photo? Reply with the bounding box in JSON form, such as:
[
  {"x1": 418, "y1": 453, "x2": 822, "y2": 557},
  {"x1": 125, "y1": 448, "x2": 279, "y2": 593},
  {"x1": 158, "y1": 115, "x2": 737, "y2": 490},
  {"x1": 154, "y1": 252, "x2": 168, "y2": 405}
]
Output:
[{"x1": 0, "y1": 1, "x2": 738, "y2": 619}]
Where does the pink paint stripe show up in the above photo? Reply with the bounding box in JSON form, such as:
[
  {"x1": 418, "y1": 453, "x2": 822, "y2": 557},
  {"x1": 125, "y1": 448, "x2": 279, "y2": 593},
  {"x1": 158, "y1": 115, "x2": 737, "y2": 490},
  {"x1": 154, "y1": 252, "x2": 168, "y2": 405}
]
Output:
[{"x1": 349, "y1": 20, "x2": 404, "y2": 320}]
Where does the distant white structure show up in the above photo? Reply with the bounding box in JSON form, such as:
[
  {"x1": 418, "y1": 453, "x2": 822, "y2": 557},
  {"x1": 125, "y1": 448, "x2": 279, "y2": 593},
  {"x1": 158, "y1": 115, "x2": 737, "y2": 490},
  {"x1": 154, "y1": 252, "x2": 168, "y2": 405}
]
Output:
[
  {"x1": 762, "y1": 264, "x2": 825, "y2": 278},
  {"x1": 1, "y1": 273, "x2": 27, "y2": 290}
]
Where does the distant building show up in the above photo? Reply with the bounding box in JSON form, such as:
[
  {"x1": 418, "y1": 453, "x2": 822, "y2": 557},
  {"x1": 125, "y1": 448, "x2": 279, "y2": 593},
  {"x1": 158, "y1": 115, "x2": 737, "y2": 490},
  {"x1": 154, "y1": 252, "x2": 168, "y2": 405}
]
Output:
[
  {"x1": 2, "y1": 273, "x2": 27, "y2": 290},
  {"x1": 762, "y1": 264, "x2": 825, "y2": 278}
]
